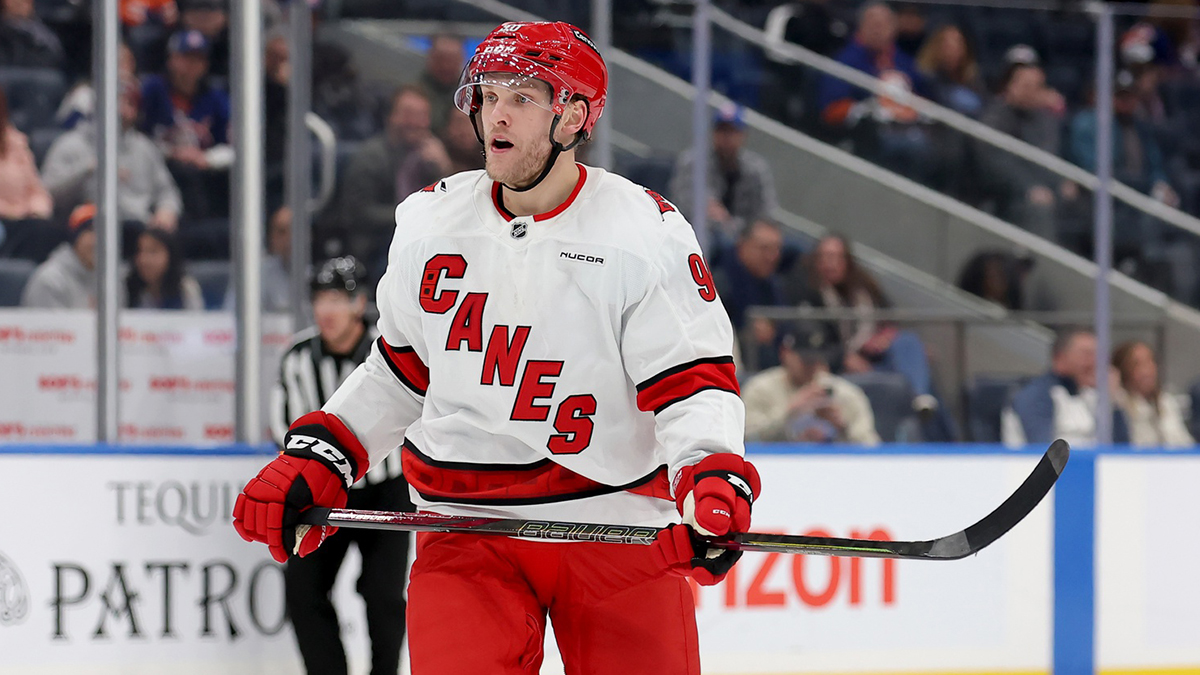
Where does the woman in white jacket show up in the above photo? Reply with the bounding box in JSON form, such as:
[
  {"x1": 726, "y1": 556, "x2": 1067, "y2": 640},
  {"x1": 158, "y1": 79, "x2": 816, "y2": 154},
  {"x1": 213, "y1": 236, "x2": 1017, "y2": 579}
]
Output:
[{"x1": 1112, "y1": 340, "x2": 1195, "y2": 448}]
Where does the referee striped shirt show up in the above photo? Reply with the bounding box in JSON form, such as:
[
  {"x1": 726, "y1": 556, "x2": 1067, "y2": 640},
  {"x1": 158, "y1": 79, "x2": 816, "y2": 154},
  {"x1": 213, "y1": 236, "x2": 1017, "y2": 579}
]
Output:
[{"x1": 270, "y1": 322, "x2": 403, "y2": 487}]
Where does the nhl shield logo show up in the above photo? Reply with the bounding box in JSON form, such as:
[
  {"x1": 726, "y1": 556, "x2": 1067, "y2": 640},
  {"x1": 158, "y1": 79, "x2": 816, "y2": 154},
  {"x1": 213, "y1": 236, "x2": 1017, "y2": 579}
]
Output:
[{"x1": 510, "y1": 220, "x2": 528, "y2": 239}]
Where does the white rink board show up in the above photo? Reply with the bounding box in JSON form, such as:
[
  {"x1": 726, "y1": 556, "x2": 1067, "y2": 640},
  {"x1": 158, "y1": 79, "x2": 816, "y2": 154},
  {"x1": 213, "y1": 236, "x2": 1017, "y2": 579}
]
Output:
[
  {"x1": 680, "y1": 455, "x2": 1052, "y2": 673},
  {"x1": 0, "y1": 456, "x2": 305, "y2": 675},
  {"x1": 0, "y1": 453, "x2": 1052, "y2": 674},
  {"x1": 0, "y1": 309, "x2": 292, "y2": 445},
  {"x1": 542, "y1": 455, "x2": 1054, "y2": 673},
  {"x1": 1096, "y1": 456, "x2": 1200, "y2": 669}
]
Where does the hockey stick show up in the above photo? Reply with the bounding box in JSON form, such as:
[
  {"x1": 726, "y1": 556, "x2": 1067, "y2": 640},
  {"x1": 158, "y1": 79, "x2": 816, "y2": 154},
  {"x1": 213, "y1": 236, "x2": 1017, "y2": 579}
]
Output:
[{"x1": 298, "y1": 439, "x2": 1068, "y2": 561}]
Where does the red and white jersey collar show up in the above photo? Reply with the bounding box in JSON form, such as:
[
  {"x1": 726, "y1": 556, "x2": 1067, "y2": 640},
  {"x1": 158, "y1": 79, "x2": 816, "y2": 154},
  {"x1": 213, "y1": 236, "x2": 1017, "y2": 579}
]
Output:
[{"x1": 491, "y1": 164, "x2": 589, "y2": 223}]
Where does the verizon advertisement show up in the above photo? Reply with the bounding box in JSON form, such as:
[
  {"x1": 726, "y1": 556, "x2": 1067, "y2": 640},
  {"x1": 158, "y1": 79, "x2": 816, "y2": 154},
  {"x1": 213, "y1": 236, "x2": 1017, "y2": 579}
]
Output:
[
  {"x1": 542, "y1": 455, "x2": 1054, "y2": 674},
  {"x1": 0, "y1": 309, "x2": 292, "y2": 444}
]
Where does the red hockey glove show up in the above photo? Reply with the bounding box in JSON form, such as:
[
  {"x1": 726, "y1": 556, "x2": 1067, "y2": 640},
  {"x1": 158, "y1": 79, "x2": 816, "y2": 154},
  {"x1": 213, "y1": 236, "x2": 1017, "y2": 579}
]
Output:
[
  {"x1": 652, "y1": 453, "x2": 761, "y2": 585},
  {"x1": 652, "y1": 523, "x2": 743, "y2": 586},
  {"x1": 673, "y1": 453, "x2": 761, "y2": 537},
  {"x1": 232, "y1": 411, "x2": 368, "y2": 563}
]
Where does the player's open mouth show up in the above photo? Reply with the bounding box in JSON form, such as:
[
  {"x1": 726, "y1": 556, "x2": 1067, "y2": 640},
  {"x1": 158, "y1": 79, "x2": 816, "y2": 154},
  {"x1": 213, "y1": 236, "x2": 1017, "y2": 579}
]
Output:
[{"x1": 490, "y1": 138, "x2": 514, "y2": 152}]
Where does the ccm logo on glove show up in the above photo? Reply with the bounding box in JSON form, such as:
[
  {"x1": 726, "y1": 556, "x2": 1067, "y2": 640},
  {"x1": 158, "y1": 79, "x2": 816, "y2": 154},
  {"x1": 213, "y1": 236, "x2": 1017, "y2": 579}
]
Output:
[
  {"x1": 286, "y1": 434, "x2": 355, "y2": 489},
  {"x1": 232, "y1": 411, "x2": 369, "y2": 562}
]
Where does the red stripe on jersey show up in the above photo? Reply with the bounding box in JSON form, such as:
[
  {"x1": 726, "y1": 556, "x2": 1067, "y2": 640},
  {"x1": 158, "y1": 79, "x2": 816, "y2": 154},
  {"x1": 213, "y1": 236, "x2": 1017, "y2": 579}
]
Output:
[
  {"x1": 491, "y1": 164, "x2": 588, "y2": 223},
  {"x1": 377, "y1": 337, "x2": 430, "y2": 395},
  {"x1": 401, "y1": 440, "x2": 671, "y2": 505},
  {"x1": 636, "y1": 357, "x2": 739, "y2": 414}
]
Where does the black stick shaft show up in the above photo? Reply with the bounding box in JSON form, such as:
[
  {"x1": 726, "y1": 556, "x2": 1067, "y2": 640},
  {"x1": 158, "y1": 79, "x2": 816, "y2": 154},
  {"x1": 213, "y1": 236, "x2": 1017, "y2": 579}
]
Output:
[{"x1": 300, "y1": 440, "x2": 1069, "y2": 561}]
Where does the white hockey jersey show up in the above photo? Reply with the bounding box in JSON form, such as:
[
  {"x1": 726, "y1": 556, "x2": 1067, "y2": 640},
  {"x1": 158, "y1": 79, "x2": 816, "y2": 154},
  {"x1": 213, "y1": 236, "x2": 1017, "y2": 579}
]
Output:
[{"x1": 323, "y1": 164, "x2": 745, "y2": 526}]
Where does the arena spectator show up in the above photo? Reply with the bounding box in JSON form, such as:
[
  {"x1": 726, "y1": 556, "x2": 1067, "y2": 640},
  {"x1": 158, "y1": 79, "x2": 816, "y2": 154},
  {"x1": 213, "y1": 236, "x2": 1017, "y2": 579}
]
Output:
[
  {"x1": 999, "y1": 45, "x2": 1067, "y2": 115},
  {"x1": 713, "y1": 219, "x2": 790, "y2": 369},
  {"x1": 1112, "y1": 340, "x2": 1195, "y2": 448},
  {"x1": 977, "y1": 63, "x2": 1074, "y2": 242},
  {"x1": 263, "y1": 28, "x2": 288, "y2": 208},
  {"x1": 178, "y1": 0, "x2": 228, "y2": 77},
  {"x1": 893, "y1": 2, "x2": 928, "y2": 57},
  {"x1": 742, "y1": 326, "x2": 880, "y2": 444},
  {"x1": 121, "y1": 0, "x2": 178, "y2": 27},
  {"x1": 817, "y1": 1, "x2": 935, "y2": 184},
  {"x1": 419, "y1": 33, "x2": 465, "y2": 136},
  {"x1": 760, "y1": 0, "x2": 847, "y2": 129},
  {"x1": 41, "y1": 79, "x2": 182, "y2": 229},
  {"x1": 1002, "y1": 328, "x2": 1130, "y2": 447},
  {"x1": 766, "y1": 0, "x2": 845, "y2": 58},
  {"x1": 338, "y1": 84, "x2": 451, "y2": 267},
  {"x1": 223, "y1": 204, "x2": 292, "y2": 312},
  {"x1": 0, "y1": 0, "x2": 64, "y2": 68},
  {"x1": 1122, "y1": 10, "x2": 1200, "y2": 76},
  {"x1": 21, "y1": 204, "x2": 96, "y2": 309},
  {"x1": 139, "y1": 29, "x2": 232, "y2": 218},
  {"x1": 669, "y1": 103, "x2": 778, "y2": 240},
  {"x1": 915, "y1": 24, "x2": 984, "y2": 117},
  {"x1": 441, "y1": 109, "x2": 484, "y2": 175},
  {"x1": 123, "y1": 228, "x2": 204, "y2": 310},
  {"x1": 1068, "y1": 70, "x2": 1182, "y2": 275},
  {"x1": 956, "y1": 249, "x2": 1032, "y2": 311},
  {"x1": 312, "y1": 40, "x2": 378, "y2": 141},
  {"x1": 800, "y1": 234, "x2": 941, "y2": 420},
  {"x1": 1069, "y1": 71, "x2": 1179, "y2": 207},
  {"x1": 0, "y1": 85, "x2": 55, "y2": 260},
  {"x1": 915, "y1": 23, "x2": 983, "y2": 194},
  {"x1": 55, "y1": 43, "x2": 138, "y2": 130}
]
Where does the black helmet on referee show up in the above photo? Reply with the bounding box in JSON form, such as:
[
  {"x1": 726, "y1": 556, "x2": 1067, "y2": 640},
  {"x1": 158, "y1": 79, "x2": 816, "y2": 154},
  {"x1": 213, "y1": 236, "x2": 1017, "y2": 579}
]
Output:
[{"x1": 311, "y1": 256, "x2": 368, "y2": 296}]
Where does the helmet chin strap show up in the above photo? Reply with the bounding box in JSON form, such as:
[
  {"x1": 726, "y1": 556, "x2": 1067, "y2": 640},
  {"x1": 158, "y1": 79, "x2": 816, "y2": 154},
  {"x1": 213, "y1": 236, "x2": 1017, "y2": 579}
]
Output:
[{"x1": 471, "y1": 112, "x2": 585, "y2": 194}]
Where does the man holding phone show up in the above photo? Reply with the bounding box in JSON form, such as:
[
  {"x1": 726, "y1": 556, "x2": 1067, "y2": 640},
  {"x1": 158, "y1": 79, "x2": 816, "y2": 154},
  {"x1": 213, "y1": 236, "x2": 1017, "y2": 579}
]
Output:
[{"x1": 742, "y1": 326, "x2": 881, "y2": 444}]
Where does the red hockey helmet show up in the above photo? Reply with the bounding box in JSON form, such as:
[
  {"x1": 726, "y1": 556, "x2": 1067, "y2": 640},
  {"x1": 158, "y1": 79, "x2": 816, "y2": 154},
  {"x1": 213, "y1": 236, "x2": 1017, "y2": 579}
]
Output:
[{"x1": 454, "y1": 21, "x2": 608, "y2": 141}]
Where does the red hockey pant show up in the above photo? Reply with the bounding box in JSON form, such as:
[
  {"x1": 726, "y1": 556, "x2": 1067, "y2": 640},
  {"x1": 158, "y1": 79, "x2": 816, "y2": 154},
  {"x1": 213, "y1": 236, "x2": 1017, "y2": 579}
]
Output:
[{"x1": 407, "y1": 531, "x2": 700, "y2": 674}]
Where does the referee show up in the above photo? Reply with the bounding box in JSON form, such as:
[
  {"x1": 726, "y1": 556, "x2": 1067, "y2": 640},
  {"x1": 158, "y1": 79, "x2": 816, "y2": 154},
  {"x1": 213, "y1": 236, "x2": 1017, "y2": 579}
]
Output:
[{"x1": 270, "y1": 256, "x2": 413, "y2": 675}]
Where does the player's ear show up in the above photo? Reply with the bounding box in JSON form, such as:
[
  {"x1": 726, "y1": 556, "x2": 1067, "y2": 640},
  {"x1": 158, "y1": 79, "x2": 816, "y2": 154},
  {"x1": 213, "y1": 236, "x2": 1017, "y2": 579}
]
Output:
[{"x1": 559, "y1": 97, "x2": 588, "y2": 140}]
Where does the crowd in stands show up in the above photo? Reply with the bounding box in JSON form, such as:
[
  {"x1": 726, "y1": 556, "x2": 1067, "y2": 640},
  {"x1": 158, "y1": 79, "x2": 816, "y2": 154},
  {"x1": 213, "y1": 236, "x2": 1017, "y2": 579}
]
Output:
[
  {"x1": 752, "y1": 0, "x2": 1200, "y2": 300},
  {"x1": 1, "y1": 0, "x2": 1198, "y2": 446}
]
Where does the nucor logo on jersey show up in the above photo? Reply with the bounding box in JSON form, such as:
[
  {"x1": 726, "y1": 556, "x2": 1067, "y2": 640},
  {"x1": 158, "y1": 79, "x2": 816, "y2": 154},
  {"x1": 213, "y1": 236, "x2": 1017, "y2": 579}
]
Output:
[
  {"x1": 287, "y1": 434, "x2": 354, "y2": 488},
  {"x1": 559, "y1": 250, "x2": 605, "y2": 265}
]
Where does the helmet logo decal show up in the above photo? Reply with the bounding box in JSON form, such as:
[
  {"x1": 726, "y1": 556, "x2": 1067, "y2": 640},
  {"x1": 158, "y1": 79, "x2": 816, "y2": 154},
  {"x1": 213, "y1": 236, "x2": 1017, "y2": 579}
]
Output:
[
  {"x1": 572, "y1": 29, "x2": 598, "y2": 52},
  {"x1": 481, "y1": 43, "x2": 516, "y2": 56}
]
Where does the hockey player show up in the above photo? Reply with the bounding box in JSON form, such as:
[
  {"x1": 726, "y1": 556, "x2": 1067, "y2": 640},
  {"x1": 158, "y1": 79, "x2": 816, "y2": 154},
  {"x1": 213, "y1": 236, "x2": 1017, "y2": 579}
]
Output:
[
  {"x1": 269, "y1": 256, "x2": 413, "y2": 675},
  {"x1": 234, "y1": 21, "x2": 760, "y2": 673}
]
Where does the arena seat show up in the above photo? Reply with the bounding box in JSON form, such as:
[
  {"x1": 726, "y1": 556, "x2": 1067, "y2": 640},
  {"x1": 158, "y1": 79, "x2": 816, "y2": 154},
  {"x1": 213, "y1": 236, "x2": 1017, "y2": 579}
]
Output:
[
  {"x1": 965, "y1": 375, "x2": 1024, "y2": 443},
  {"x1": 187, "y1": 260, "x2": 231, "y2": 310},
  {"x1": 0, "y1": 67, "x2": 67, "y2": 134},
  {"x1": 27, "y1": 126, "x2": 62, "y2": 167},
  {"x1": 0, "y1": 257, "x2": 37, "y2": 307},
  {"x1": 843, "y1": 371, "x2": 917, "y2": 443},
  {"x1": 619, "y1": 156, "x2": 676, "y2": 198}
]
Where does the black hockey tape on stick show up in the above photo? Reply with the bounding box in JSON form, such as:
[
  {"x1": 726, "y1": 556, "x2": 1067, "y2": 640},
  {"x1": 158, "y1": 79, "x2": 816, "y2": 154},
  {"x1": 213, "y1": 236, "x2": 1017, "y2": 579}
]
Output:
[{"x1": 300, "y1": 440, "x2": 1069, "y2": 561}]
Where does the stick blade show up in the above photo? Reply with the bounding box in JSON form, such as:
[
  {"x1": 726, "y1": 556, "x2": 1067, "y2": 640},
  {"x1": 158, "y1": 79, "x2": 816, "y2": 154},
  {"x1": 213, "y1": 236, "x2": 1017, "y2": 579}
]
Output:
[
  {"x1": 725, "y1": 440, "x2": 1070, "y2": 560},
  {"x1": 949, "y1": 438, "x2": 1069, "y2": 559}
]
